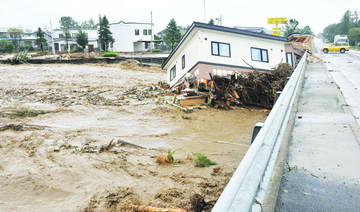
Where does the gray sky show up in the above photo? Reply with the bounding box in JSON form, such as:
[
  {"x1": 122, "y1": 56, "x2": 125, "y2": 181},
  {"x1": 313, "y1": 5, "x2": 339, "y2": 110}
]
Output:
[{"x1": 0, "y1": 0, "x2": 358, "y2": 34}]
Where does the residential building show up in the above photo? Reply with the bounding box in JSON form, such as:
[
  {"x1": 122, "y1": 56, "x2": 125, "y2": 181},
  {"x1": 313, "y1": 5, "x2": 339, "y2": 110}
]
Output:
[
  {"x1": 0, "y1": 27, "x2": 39, "y2": 47},
  {"x1": 234, "y1": 26, "x2": 272, "y2": 35},
  {"x1": 162, "y1": 22, "x2": 296, "y2": 88},
  {"x1": 52, "y1": 29, "x2": 98, "y2": 52},
  {"x1": 109, "y1": 21, "x2": 154, "y2": 52}
]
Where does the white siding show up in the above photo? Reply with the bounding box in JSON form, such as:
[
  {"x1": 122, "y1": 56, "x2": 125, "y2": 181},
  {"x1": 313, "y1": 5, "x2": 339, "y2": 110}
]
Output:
[
  {"x1": 110, "y1": 22, "x2": 153, "y2": 52},
  {"x1": 198, "y1": 29, "x2": 286, "y2": 70},
  {"x1": 167, "y1": 29, "x2": 201, "y2": 86}
]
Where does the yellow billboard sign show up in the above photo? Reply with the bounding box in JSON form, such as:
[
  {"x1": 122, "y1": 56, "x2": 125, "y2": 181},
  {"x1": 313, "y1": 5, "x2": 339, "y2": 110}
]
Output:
[
  {"x1": 268, "y1": 18, "x2": 287, "y2": 25},
  {"x1": 272, "y1": 27, "x2": 281, "y2": 31}
]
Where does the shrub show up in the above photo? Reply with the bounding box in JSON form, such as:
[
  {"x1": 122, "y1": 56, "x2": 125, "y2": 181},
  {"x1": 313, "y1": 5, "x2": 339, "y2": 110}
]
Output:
[
  {"x1": 18, "y1": 45, "x2": 31, "y2": 51},
  {"x1": 0, "y1": 40, "x2": 15, "y2": 53},
  {"x1": 152, "y1": 49, "x2": 162, "y2": 53},
  {"x1": 75, "y1": 46, "x2": 83, "y2": 52},
  {"x1": 194, "y1": 153, "x2": 217, "y2": 167},
  {"x1": 102, "y1": 52, "x2": 118, "y2": 57}
]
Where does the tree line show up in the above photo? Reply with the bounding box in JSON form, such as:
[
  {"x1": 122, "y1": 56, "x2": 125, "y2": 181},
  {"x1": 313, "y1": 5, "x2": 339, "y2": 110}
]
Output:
[{"x1": 322, "y1": 10, "x2": 360, "y2": 46}]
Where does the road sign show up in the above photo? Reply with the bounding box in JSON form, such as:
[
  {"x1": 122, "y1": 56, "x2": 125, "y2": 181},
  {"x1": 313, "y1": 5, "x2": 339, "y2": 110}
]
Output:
[{"x1": 268, "y1": 18, "x2": 287, "y2": 25}]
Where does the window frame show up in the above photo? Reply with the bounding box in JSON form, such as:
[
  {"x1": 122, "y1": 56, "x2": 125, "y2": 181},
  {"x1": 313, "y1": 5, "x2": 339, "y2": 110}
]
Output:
[
  {"x1": 211, "y1": 41, "x2": 231, "y2": 57},
  {"x1": 182, "y1": 55, "x2": 185, "y2": 69},
  {"x1": 135, "y1": 29, "x2": 139, "y2": 36},
  {"x1": 170, "y1": 65, "x2": 176, "y2": 81},
  {"x1": 286, "y1": 52, "x2": 293, "y2": 67},
  {"x1": 148, "y1": 29, "x2": 152, "y2": 35},
  {"x1": 143, "y1": 29, "x2": 148, "y2": 36},
  {"x1": 250, "y1": 47, "x2": 269, "y2": 63}
]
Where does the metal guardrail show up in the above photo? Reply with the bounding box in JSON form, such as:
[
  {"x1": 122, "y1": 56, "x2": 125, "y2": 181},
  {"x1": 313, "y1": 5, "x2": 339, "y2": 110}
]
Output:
[{"x1": 212, "y1": 52, "x2": 308, "y2": 212}]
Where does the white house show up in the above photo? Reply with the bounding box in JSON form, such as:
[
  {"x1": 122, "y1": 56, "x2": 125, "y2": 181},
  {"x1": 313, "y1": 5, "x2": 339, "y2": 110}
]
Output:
[
  {"x1": 52, "y1": 29, "x2": 99, "y2": 52},
  {"x1": 162, "y1": 22, "x2": 295, "y2": 88},
  {"x1": 109, "y1": 21, "x2": 154, "y2": 52}
]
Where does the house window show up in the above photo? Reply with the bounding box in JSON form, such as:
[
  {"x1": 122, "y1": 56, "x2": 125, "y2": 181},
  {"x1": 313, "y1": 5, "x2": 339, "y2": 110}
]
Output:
[
  {"x1": 59, "y1": 33, "x2": 64, "y2": 38},
  {"x1": 135, "y1": 29, "x2": 139, "y2": 36},
  {"x1": 72, "y1": 33, "x2": 78, "y2": 37},
  {"x1": 211, "y1": 41, "x2": 230, "y2": 57},
  {"x1": 143, "y1": 29, "x2": 148, "y2": 36},
  {"x1": 170, "y1": 65, "x2": 176, "y2": 81},
  {"x1": 145, "y1": 42, "x2": 149, "y2": 49},
  {"x1": 182, "y1": 55, "x2": 185, "y2": 69},
  {"x1": 0, "y1": 32, "x2": 6, "y2": 38},
  {"x1": 251, "y1": 47, "x2": 268, "y2": 62},
  {"x1": 148, "y1": 29, "x2": 152, "y2": 35},
  {"x1": 286, "y1": 52, "x2": 293, "y2": 67}
]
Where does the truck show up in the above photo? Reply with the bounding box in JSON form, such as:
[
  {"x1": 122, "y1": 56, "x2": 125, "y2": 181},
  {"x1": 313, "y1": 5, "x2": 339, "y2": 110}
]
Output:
[{"x1": 334, "y1": 35, "x2": 349, "y2": 43}]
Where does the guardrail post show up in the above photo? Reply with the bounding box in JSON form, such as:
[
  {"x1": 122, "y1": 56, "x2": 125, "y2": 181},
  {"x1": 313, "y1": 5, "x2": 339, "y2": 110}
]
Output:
[
  {"x1": 251, "y1": 122, "x2": 264, "y2": 144},
  {"x1": 274, "y1": 91, "x2": 282, "y2": 105}
]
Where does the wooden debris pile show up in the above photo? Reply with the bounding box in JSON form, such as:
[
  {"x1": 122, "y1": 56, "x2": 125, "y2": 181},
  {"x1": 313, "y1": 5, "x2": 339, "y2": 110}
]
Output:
[{"x1": 210, "y1": 63, "x2": 293, "y2": 109}]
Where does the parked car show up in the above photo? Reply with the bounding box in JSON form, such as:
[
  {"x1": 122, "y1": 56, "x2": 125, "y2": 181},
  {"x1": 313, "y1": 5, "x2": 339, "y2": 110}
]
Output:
[{"x1": 322, "y1": 43, "x2": 350, "y2": 53}]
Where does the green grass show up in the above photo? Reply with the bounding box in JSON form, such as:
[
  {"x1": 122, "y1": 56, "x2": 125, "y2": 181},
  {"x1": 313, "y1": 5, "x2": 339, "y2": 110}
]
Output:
[
  {"x1": 194, "y1": 153, "x2": 217, "y2": 167},
  {"x1": 351, "y1": 46, "x2": 360, "y2": 50},
  {"x1": 102, "y1": 52, "x2": 118, "y2": 57}
]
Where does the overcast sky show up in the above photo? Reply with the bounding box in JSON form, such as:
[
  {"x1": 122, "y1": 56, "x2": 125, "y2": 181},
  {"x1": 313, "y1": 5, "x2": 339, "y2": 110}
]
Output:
[{"x1": 0, "y1": 0, "x2": 358, "y2": 34}]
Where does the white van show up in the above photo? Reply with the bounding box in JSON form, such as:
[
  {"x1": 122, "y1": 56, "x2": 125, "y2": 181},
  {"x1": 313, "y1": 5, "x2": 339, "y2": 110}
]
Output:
[{"x1": 334, "y1": 35, "x2": 349, "y2": 43}]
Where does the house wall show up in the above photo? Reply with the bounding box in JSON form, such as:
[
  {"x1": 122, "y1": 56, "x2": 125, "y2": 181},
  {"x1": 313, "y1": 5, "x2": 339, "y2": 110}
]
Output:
[
  {"x1": 110, "y1": 22, "x2": 153, "y2": 52},
  {"x1": 166, "y1": 29, "x2": 201, "y2": 86},
  {"x1": 198, "y1": 29, "x2": 286, "y2": 70},
  {"x1": 166, "y1": 28, "x2": 288, "y2": 87}
]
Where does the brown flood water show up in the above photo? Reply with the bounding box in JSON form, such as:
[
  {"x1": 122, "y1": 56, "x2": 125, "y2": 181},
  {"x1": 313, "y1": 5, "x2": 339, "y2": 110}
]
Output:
[{"x1": 0, "y1": 64, "x2": 268, "y2": 211}]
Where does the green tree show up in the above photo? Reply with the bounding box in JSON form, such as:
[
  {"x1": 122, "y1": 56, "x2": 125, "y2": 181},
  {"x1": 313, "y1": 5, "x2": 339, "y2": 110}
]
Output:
[
  {"x1": 63, "y1": 29, "x2": 72, "y2": 50},
  {"x1": 348, "y1": 28, "x2": 360, "y2": 46},
  {"x1": 7, "y1": 28, "x2": 24, "y2": 50},
  {"x1": 164, "y1": 18, "x2": 182, "y2": 50},
  {"x1": 323, "y1": 23, "x2": 340, "y2": 42},
  {"x1": 81, "y1": 18, "x2": 98, "y2": 29},
  {"x1": 76, "y1": 30, "x2": 89, "y2": 50},
  {"x1": 98, "y1": 15, "x2": 114, "y2": 51},
  {"x1": 0, "y1": 40, "x2": 15, "y2": 53},
  {"x1": 60, "y1": 16, "x2": 78, "y2": 29},
  {"x1": 300, "y1": 25, "x2": 313, "y2": 35},
  {"x1": 338, "y1": 10, "x2": 352, "y2": 34},
  {"x1": 282, "y1": 19, "x2": 300, "y2": 37},
  {"x1": 35, "y1": 27, "x2": 47, "y2": 52},
  {"x1": 208, "y1": 19, "x2": 215, "y2": 25}
]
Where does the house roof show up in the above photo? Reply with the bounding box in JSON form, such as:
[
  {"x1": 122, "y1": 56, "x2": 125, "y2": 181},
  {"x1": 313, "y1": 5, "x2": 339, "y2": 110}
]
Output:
[
  {"x1": 161, "y1": 22, "x2": 287, "y2": 69},
  {"x1": 110, "y1": 21, "x2": 153, "y2": 26}
]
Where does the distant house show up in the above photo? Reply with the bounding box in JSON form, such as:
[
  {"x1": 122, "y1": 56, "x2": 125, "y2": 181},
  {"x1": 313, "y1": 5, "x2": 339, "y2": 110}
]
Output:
[
  {"x1": 162, "y1": 22, "x2": 296, "y2": 88},
  {"x1": 52, "y1": 29, "x2": 98, "y2": 52},
  {"x1": 109, "y1": 21, "x2": 154, "y2": 52},
  {"x1": 234, "y1": 26, "x2": 272, "y2": 35},
  {"x1": 0, "y1": 27, "x2": 40, "y2": 47}
]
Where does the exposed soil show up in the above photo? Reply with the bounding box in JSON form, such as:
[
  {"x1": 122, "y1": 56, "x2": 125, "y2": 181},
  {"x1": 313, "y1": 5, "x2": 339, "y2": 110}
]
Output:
[{"x1": 0, "y1": 63, "x2": 267, "y2": 211}]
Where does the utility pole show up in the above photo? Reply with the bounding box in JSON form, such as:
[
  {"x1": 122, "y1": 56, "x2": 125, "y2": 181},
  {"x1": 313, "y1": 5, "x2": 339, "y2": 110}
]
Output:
[
  {"x1": 150, "y1": 11, "x2": 153, "y2": 52},
  {"x1": 50, "y1": 20, "x2": 55, "y2": 56},
  {"x1": 203, "y1": 0, "x2": 206, "y2": 22}
]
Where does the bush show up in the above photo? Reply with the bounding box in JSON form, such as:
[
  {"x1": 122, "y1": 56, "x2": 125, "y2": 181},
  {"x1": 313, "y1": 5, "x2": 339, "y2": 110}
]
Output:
[
  {"x1": 152, "y1": 49, "x2": 162, "y2": 53},
  {"x1": 0, "y1": 40, "x2": 15, "y2": 53},
  {"x1": 102, "y1": 52, "x2": 118, "y2": 57},
  {"x1": 194, "y1": 153, "x2": 217, "y2": 167},
  {"x1": 18, "y1": 45, "x2": 31, "y2": 51},
  {"x1": 75, "y1": 46, "x2": 83, "y2": 52}
]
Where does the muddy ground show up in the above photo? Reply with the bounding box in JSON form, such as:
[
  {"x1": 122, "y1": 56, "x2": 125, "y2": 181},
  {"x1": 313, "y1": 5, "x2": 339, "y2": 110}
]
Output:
[{"x1": 0, "y1": 63, "x2": 268, "y2": 211}]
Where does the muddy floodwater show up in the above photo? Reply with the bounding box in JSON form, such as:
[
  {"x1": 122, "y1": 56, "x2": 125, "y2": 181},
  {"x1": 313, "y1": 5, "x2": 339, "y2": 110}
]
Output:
[{"x1": 0, "y1": 63, "x2": 268, "y2": 211}]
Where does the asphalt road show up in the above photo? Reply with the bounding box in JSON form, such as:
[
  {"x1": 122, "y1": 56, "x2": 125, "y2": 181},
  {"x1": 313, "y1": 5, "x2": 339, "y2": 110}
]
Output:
[
  {"x1": 314, "y1": 39, "x2": 360, "y2": 126},
  {"x1": 275, "y1": 40, "x2": 360, "y2": 212}
]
